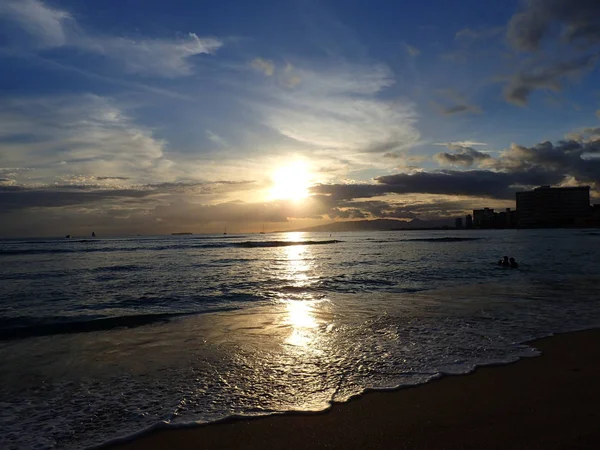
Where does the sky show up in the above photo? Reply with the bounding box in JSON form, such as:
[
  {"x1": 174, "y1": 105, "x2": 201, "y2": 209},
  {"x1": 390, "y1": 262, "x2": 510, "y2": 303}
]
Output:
[{"x1": 0, "y1": 0, "x2": 599, "y2": 236}]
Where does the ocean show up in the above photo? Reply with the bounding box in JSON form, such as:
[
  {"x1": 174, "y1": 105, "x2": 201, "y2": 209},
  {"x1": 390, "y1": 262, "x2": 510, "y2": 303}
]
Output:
[{"x1": 1, "y1": 229, "x2": 600, "y2": 449}]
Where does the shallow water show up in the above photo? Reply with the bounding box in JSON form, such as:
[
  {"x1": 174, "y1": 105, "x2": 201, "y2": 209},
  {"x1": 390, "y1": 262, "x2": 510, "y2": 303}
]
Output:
[{"x1": 1, "y1": 230, "x2": 599, "y2": 449}]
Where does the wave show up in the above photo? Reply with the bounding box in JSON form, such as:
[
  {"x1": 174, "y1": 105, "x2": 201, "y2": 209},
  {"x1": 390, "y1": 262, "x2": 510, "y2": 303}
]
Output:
[
  {"x1": 0, "y1": 312, "x2": 197, "y2": 341},
  {"x1": 0, "y1": 240, "x2": 343, "y2": 256},
  {"x1": 232, "y1": 239, "x2": 342, "y2": 248},
  {"x1": 402, "y1": 237, "x2": 482, "y2": 243}
]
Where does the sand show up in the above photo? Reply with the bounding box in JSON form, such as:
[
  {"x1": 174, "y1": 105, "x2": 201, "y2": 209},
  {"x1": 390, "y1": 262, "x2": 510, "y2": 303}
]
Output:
[{"x1": 106, "y1": 329, "x2": 600, "y2": 450}]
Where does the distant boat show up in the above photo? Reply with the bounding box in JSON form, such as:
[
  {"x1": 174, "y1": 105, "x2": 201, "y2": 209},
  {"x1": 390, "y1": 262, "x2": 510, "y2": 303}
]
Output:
[
  {"x1": 91, "y1": 231, "x2": 96, "y2": 238},
  {"x1": 65, "y1": 235, "x2": 72, "y2": 239},
  {"x1": 223, "y1": 228, "x2": 227, "y2": 235},
  {"x1": 260, "y1": 224, "x2": 266, "y2": 234}
]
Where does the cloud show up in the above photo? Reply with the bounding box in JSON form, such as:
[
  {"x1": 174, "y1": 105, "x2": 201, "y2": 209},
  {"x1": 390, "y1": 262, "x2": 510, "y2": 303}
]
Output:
[
  {"x1": 433, "y1": 88, "x2": 482, "y2": 115},
  {"x1": 250, "y1": 58, "x2": 275, "y2": 76},
  {"x1": 0, "y1": 94, "x2": 174, "y2": 184},
  {"x1": 311, "y1": 129, "x2": 600, "y2": 202},
  {"x1": 89, "y1": 34, "x2": 222, "y2": 78},
  {"x1": 507, "y1": 0, "x2": 600, "y2": 51},
  {"x1": 503, "y1": 55, "x2": 597, "y2": 106},
  {"x1": 455, "y1": 27, "x2": 504, "y2": 41},
  {"x1": 501, "y1": 0, "x2": 600, "y2": 105},
  {"x1": 434, "y1": 144, "x2": 493, "y2": 167},
  {"x1": 0, "y1": 0, "x2": 72, "y2": 47},
  {"x1": 403, "y1": 43, "x2": 420, "y2": 57},
  {"x1": 206, "y1": 130, "x2": 227, "y2": 147},
  {"x1": 312, "y1": 169, "x2": 559, "y2": 201},
  {"x1": 434, "y1": 141, "x2": 487, "y2": 147},
  {"x1": 0, "y1": 0, "x2": 222, "y2": 77},
  {"x1": 255, "y1": 63, "x2": 419, "y2": 158}
]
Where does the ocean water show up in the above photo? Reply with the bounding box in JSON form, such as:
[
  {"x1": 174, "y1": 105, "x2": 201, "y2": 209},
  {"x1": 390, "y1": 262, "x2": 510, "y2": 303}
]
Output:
[{"x1": 1, "y1": 229, "x2": 600, "y2": 449}]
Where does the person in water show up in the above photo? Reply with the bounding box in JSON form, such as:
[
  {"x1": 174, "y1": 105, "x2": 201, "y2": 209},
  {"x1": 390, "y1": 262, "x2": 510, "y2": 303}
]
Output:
[
  {"x1": 498, "y1": 256, "x2": 510, "y2": 266},
  {"x1": 509, "y1": 257, "x2": 519, "y2": 268}
]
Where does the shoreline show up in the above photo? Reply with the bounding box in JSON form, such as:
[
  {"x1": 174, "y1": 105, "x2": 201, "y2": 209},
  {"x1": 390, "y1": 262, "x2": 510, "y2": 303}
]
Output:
[{"x1": 105, "y1": 328, "x2": 600, "y2": 450}]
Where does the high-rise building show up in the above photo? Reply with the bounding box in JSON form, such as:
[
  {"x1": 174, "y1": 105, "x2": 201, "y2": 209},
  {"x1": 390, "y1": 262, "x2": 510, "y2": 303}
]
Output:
[
  {"x1": 472, "y1": 208, "x2": 494, "y2": 228},
  {"x1": 516, "y1": 186, "x2": 590, "y2": 228},
  {"x1": 465, "y1": 214, "x2": 473, "y2": 229}
]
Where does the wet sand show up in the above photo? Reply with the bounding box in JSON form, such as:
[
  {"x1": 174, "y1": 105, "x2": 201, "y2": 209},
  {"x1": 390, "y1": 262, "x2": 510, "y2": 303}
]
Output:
[{"x1": 107, "y1": 329, "x2": 600, "y2": 450}]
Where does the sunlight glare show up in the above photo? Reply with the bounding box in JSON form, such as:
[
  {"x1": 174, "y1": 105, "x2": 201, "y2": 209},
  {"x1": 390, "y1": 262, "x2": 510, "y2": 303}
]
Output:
[{"x1": 269, "y1": 162, "x2": 311, "y2": 201}]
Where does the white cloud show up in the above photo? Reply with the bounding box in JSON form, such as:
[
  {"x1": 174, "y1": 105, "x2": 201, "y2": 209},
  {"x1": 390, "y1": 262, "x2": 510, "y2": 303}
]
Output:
[
  {"x1": 257, "y1": 64, "x2": 419, "y2": 160},
  {"x1": 0, "y1": 0, "x2": 72, "y2": 47},
  {"x1": 434, "y1": 141, "x2": 487, "y2": 147},
  {"x1": 206, "y1": 130, "x2": 227, "y2": 147},
  {"x1": 250, "y1": 58, "x2": 275, "y2": 76},
  {"x1": 0, "y1": 0, "x2": 222, "y2": 77},
  {"x1": 0, "y1": 94, "x2": 175, "y2": 185},
  {"x1": 86, "y1": 33, "x2": 222, "y2": 77}
]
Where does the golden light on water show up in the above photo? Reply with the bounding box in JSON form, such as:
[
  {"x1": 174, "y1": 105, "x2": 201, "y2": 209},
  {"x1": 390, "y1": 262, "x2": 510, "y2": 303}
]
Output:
[
  {"x1": 285, "y1": 300, "x2": 319, "y2": 348},
  {"x1": 277, "y1": 236, "x2": 323, "y2": 348},
  {"x1": 286, "y1": 300, "x2": 318, "y2": 329}
]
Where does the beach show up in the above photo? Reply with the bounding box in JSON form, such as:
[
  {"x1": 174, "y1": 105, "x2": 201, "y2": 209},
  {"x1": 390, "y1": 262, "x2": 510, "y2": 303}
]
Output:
[{"x1": 108, "y1": 328, "x2": 600, "y2": 450}]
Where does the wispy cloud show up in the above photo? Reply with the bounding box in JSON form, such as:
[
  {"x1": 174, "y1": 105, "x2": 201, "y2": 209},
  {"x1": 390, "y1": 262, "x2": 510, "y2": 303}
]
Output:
[
  {"x1": 502, "y1": 55, "x2": 597, "y2": 106},
  {"x1": 250, "y1": 58, "x2": 275, "y2": 76},
  {"x1": 0, "y1": 0, "x2": 73, "y2": 47},
  {"x1": 433, "y1": 88, "x2": 482, "y2": 115},
  {"x1": 0, "y1": 94, "x2": 174, "y2": 185},
  {"x1": 434, "y1": 141, "x2": 487, "y2": 147},
  {"x1": 507, "y1": 0, "x2": 600, "y2": 51},
  {"x1": 0, "y1": 0, "x2": 222, "y2": 77},
  {"x1": 454, "y1": 26, "x2": 503, "y2": 41},
  {"x1": 501, "y1": 0, "x2": 600, "y2": 105},
  {"x1": 255, "y1": 63, "x2": 419, "y2": 161},
  {"x1": 403, "y1": 42, "x2": 420, "y2": 57},
  {"x1": 87, "y1": 34, "x2": 222, "y2": 78}
]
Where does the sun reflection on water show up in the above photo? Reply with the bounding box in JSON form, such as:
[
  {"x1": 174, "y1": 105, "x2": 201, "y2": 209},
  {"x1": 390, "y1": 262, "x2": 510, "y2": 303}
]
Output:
[{"x1": 277, "y1": 234, "x2": 325, "y2": 348}]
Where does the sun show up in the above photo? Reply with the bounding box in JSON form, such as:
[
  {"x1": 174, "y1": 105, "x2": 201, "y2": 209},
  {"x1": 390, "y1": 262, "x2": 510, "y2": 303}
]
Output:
[{"x1": 269, "y1": 161, "x2": 312, "y2": 201}]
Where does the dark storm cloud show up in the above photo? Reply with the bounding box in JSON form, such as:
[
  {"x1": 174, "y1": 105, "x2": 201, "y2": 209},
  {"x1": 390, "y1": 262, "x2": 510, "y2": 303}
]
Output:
[
  {"x1": 0, "y1": 186, "x2": 157, "y2": 212},
  {"x1": 434, "y1": 145, "x2": 493, "y2": 167},
  {"x1": 313, "y1": 132, "x2": 600, "y2": 203},
  {"x1": 327, "y1": 208, "x2": 367, "y2": 219},
  {"x1": 0, "y1": 180, "x2": 257, "y2": 213},
  {"x1": 502, "y1": 1, "x2": 600, "y2": 105},
  {"x1": 312, "y1": 169, "x2": 562, "y2": 201},
  {"x1": 492, "y1": 139, "x2": 600, "y2": 188},
  {"x1": 507, "y1": 0, "x2": 600, "y2": 51},
  {"x1": 503, "y1": 55, "x2": 597, "y2": 106}
]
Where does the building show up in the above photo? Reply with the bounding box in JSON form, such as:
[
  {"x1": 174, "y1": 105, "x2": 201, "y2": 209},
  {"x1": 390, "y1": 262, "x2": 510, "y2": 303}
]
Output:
[
  {"x1": 472, "y1": 207, "x2": 517, "y2": 228},
  {"x1": 465, "y1": 214, "x2": 473, "y2": 229},
  {"x1": 472, "y1": 208, "x2": 495, "y2": 228},
  {"x1": 516, "y1": 186, "x2": 591, "y2": 228},
  {"x1": 455, "y1": 217, "x2": 463, "y2": 229}
]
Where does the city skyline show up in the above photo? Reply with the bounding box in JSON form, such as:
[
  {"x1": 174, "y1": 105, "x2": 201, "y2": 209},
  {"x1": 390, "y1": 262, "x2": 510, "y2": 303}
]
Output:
[{"x1": 1, "y1": 0, "x2": 600, "y2": 236}]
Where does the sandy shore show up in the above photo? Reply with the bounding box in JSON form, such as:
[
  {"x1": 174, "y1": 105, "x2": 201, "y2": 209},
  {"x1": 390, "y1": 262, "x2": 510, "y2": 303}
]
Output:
[{"x1": 107, "y1": 329, "x2": 600, "y2": 450}]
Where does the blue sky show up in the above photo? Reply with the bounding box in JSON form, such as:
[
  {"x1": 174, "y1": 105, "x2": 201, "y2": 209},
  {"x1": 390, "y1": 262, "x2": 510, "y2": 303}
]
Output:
[{"x1": 0, "y1": 0, "x2": 599, "y2": 236}]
